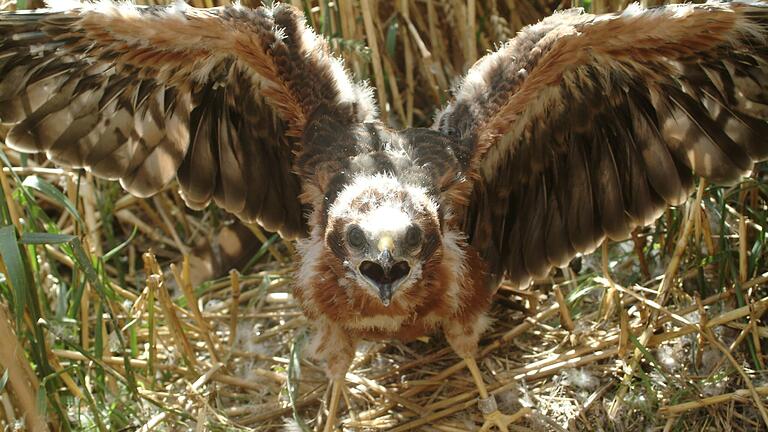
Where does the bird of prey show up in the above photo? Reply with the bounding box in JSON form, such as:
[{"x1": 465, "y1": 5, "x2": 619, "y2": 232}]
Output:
[{"x1": 1, "y1": 1, "x2": 768, "y2": 429}]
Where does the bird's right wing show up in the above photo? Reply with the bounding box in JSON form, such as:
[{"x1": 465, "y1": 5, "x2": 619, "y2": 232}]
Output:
[{"x1": 0, "y1": 2, "x2": 376, "y2": 238}]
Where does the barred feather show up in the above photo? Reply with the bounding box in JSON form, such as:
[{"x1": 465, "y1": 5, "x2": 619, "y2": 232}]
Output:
[
  {"x1": 437, "y1": 2, "x2": 768, "y2": 287},
  {"x1": 0, "y1": 2, "x2": 376, "y2": 238}
]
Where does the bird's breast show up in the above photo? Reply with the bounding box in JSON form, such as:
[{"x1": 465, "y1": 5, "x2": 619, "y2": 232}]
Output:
[{"x1": 341, "y1": 310, "x2": 446, "y2": 341}]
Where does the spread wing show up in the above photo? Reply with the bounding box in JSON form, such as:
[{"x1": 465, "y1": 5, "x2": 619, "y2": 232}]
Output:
[
  {"x1": 435, "y1": 2, "x2": 768, "y2": 286},
  {"x1": 0, "y1": 2, "x2": 376, "y2": 238}
]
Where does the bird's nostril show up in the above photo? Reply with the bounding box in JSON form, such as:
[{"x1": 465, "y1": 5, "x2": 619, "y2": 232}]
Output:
[{"x1": 359, "y1": 260, "x2": 411, "y2": 285}]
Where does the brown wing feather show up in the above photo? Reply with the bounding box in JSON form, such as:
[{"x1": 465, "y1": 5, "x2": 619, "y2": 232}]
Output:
[
  {"x1": 436, "y1": 2, "x2": 768, "y2": 286},
  {"x1": 0, "y1": 3, "x2": 375, "y2": 238}
]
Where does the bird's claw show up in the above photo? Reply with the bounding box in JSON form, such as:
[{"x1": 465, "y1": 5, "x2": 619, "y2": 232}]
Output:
[
  {"x1": 478, "y1": 396, "x2": 531, "y2": 431},
  {"x1": 479, "y1": 410, "x2": 513, "y2": 432}
]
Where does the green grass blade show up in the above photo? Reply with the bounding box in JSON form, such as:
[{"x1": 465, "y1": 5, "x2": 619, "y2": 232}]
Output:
[
  {"x1": 102, "y1": 226, "x2": 137, "y2": 263},
  {"x1": 22, "y1": 176, "x2": 84, "y2": 226},
  {"x1": 20, "y1": 232, "x2": 77, "y2": 245},
  {"x1": 67, "y1": 237, "x2": 139, "y2": 394},
  {"x1": 385, "y1": 18, "x2": 399, "y2": 58},
  {"x1": 0, "y1": 225, "x2": 29, "y2": 329}
]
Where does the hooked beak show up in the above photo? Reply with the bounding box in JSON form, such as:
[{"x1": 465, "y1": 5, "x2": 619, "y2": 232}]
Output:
[{"x1": 359, "y1": 245, "x2": 411, "y2": 306}]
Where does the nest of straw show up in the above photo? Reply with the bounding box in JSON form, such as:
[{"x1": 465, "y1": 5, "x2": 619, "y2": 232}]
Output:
[{"x1": 0, "y1": 0, "x2": 767, "y2": 431}]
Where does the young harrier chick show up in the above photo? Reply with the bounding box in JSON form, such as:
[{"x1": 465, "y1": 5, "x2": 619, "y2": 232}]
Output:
[{"x1": 1, "y1": 1, "x2": 768, "y2": 430}]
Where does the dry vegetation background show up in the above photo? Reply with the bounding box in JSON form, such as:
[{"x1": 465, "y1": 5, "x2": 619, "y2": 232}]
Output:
[{"x1": 0, "y1": 0, "x2": 767, "y2": 431}]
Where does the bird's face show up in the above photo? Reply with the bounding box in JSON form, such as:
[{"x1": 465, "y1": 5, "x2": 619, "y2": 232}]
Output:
[{"x1": 325, "y1": 174, "x2": 441, "y2": 306}]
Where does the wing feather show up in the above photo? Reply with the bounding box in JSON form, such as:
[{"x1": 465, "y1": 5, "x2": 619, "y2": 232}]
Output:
[
  {"x1": 543, "y1": 176, "x2": 573, "y2": 268},
  {"x1": 213, "y1": 91, "x2": 247, "y2": 214},
  {"x1": 0, "y1": 2, "x2": 376, "y2": 238},
  {"x1": 520, "y1": 174, "x2": 549, "y2": 278},
  {"x1": 659, "y1": 84, "x2": 753, "y2": 182},
  {"x1": 179, "y1": 85, "x2": 219, "y2": 207},
  {"x1": 439, "y1": 2, "x2": 768, "y2": 286},
  {"x1": 627, "y1": 89, "x2": 690, "y2": 205}
]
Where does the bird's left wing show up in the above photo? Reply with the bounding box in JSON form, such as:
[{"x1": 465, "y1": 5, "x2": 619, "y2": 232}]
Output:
[
  {"x1": 0, "y1": 2, "x2": 375, "y2": 238},
  {"x1": 435, "y1": 2, "x2": 768, "y2": 286}
]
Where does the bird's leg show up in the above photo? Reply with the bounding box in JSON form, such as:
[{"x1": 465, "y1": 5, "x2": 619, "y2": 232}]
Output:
[
  {"x1": 308, "y1": 319, "x2": 356, "y2": 431},
  {"x1": 463, "y1": 355, "x2": 531, "y2": 431},
  {"x1": 444, "y1": 316, "x2": 530, "y2": 431},
  {"x1": 324, "y1": 378, "x2": 344, "y2": 432}
]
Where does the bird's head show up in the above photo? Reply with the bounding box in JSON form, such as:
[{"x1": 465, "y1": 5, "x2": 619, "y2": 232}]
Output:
[{"x1": 325, "y1": 174, "x2": 441, "y2": 307}]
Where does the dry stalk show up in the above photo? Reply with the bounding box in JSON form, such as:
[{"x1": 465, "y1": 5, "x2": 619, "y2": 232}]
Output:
[
  {"x1": 360, "y1": 0, "x2": 388, "y2": 121},
  {"x1": 727, "y1": 322, "x2": 768, "y2": 338},
  {"x1": 553, "y1": 286, "x2": 574, "y2": 332},
  {"x1": 599, "y1": 240, "x2": 617, "y2": 321},
  {"x1": 152, "y1": 196, "x2": 189, "y2": 255},
  {"x1": 116, "y1": 209, "x2": 177, "y2": 249},
  {"x1": 46, "y1": 352, "x2": 84, "y2": 400},
  {"x1": 346, "y1": 372, "x2": 422, "y2": 413},
  {"x1": 465, "y1": 0, "x2": 477, "y2": 64},
  {"x1": 136, "y1": 199, "x2": 169, "y2": 241},
  {"x1": 1, "y1": 166, "x2": 67, "y2": 176},
  {"x1": 750, "y1": 305, "x2": 766, "y2": 369},
  {"x1": 700, "y1": 203, "x2": 716, "y2": 255},
  {"x1": 649, "y1": 295, "x2": 768, "y2": 346},
  {"x1": 237, "y1": 384, "x2": 324, "y2": 424},
  {"x1": 0, "y1": 392, "x2": 16, "y2": 429},
  {"x1": 609, "y1": 181, "x2": 706, "y2": 417},
  {"x1": 150, "y1": 270, "x2": 197, "y2": 369},
  {"x1": 137, "y1": 363, "x2": 223, "y2": 432},
  {"x1": 710, "y1": 315, "x2": 757, "y2": 375},
  {"x1": 659, "y1": 386, "x2": 768, "y2": 416},
  {"x1": 698, "y1": 322, "x2": 768, "y2": 427},
  {"x1": 80, "y1": 182, "x2": 99, "y2": 352},
  {"x1": 205, "y1": 277, "x2": 288, "y2": 313},
  {"x1": 244, "y1": 222, "x2": 285, "y2": 262},
  {"x1": 161, "y1": 192, "x2": 191, "y2": 237},
  {"x1": 382, "y1": 55, "x2": 407, "y2": 125},
  {"x1": 403, "y1": 13, "x2": 443, "y2": 103},
  {"x1": 388, "y1": 397, "x2": 477, "y2": 432},
  {"x1": 0, "y1": 305, "x2": 49, "y2": 432},
  {"x1": 399, "y1": 0, "x2": 414, "y2": 125},
  {"x1": 52, "y1": 348, "x2": 284, "y2": 387},
  {"x1": 630, "y1": 229, "x2": 651, "y2": 280},
  {"x1": 228, "y1": 269, "x2": 240, "y2": 351},
  {"x1": 739, "y1": 183, "x2": 748, "y2": 285},
  {"x1": 171, "y1": 259, "x2": 220, "y2": 363},
  {"x1": 617, "y1": 290, "x2": 629, "y2": 357},
  {"x1": 695, "y1": 295, "x2": 708, "y2": 369}
]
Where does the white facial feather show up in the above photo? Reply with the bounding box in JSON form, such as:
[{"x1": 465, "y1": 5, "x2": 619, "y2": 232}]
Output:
[
  {"x1": 361, "y1": 205, "x2": 411, "y2": 237},
  {"x1": 329, "y1": 174, "x2": 437, "y2": 221}
]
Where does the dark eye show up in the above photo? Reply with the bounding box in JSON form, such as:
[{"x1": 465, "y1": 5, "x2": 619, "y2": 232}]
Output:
[
  {"x1": 404, "y1": 226, "x2": 422, "y2": 250},
  {"x1": 347, "y1": 225, "x2": 367, "y2": 249}
]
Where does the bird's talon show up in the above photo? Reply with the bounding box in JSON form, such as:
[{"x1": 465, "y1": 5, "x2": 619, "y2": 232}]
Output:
[{"x1": 479, "y1": 407, "x2": 532, "y2": 432}]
